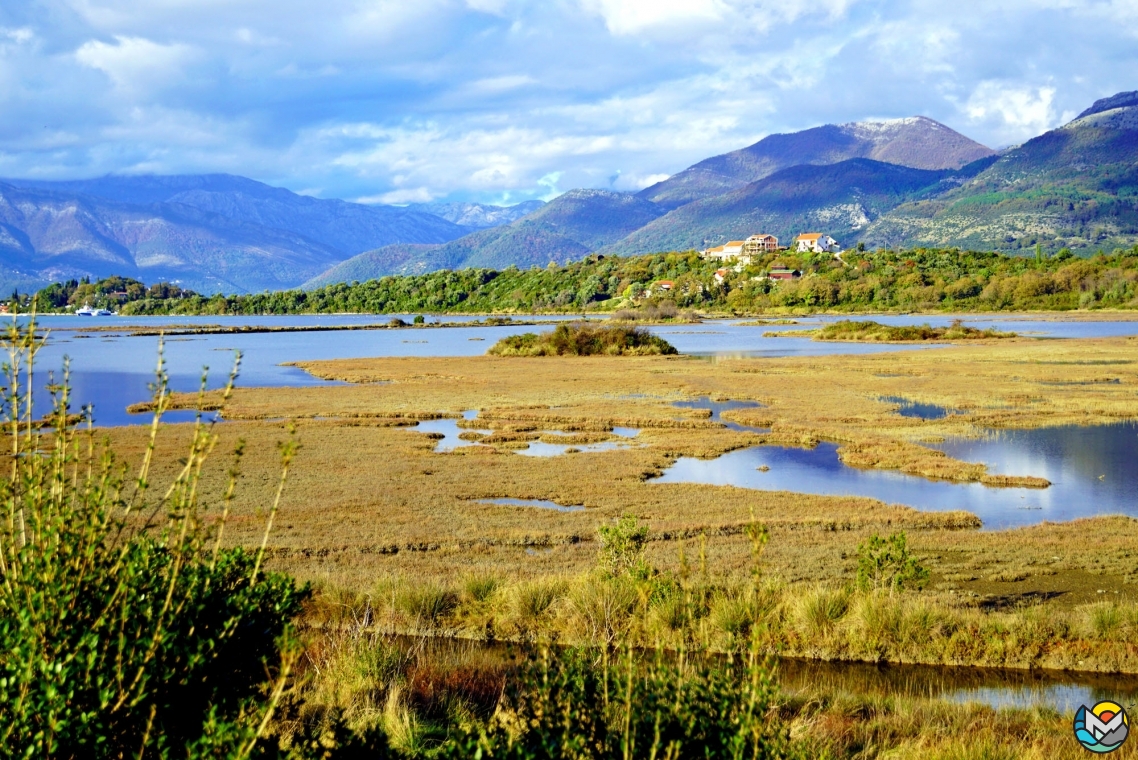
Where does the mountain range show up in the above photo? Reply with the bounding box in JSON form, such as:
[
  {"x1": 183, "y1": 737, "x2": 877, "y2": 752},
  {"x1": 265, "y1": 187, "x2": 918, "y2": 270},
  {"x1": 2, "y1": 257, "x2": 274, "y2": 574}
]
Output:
[
  {"x1": 0, "y1": 175, "x2": 481, "y2": 292},
  {"x1": 635, "y1": 116, "x2": 995, "y2": 210},
  {"x1": 4, "y1": 90, "x2": 1137, "y2": 294}
]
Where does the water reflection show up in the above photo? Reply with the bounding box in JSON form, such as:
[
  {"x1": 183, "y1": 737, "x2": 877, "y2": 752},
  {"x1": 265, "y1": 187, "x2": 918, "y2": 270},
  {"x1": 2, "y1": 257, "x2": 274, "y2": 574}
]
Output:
[
  {"x1": 412, "y1": 417, "x2": 641, "y2": 457},
  {"x1": 384, "y1": 633, "x2": 1138, "y2": 716},
  {"x1": 476, "y1": 498, "x2": 584, "y2": 512},
  {"x1": 879, "y1": 396, "x2": 956, "y2": 420},
  {"x1": 777, "y1": 658, "x2": 1138, "y2": 714},
  {"x1": 652, "y1": 423, "x2": 1138, "y2": 528},
  {"x1": 19, "y1": 313, "x2": 1138, "y2": 427},
  {"x1": 672, "y1": 397, "x2": 768, "y2": 432}
]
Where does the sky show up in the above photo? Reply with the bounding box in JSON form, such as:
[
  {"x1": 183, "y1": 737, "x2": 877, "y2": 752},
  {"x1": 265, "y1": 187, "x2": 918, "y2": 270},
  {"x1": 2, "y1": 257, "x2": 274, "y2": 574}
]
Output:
[{"x1": 0, "y1": 1, "x2": 1135, "y2": 206}]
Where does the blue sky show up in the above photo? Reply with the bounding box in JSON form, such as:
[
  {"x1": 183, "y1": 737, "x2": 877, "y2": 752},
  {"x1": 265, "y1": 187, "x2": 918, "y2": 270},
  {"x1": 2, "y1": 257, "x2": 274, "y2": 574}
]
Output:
[{"x1": 0, "y1": 0, "x2": 1135, "y2": 205}]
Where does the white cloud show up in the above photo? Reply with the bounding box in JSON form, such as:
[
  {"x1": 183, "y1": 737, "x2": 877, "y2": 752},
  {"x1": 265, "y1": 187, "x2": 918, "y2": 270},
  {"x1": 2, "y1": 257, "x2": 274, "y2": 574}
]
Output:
[
  {"x1": 578, "y1": 0, "x2": 726, "y2": 34},
  {"x1": 963, "y1": 82, "x2": 1059, "y2": 145},
  {"x1": 612, "y1": 172, "x2": 669, "y2": 191},
  {"x1": 74, "y1": 36, "x2": 198, "y2": 93},
  {"x1": 359, "y1": 187, "x2": 434, "y2": 204},
  {"x1": 467, "y1": 74, "x2": 536, "y2": 94},
  {"x1": 465, "y1": 0, "x2": 510, "y2": 13},
  {"x1": 0, "y1": 0, "x2": 1136, "y2": 204},
  {"x1": 4, "y1": 28, "x2": 35, "y2": 45}
]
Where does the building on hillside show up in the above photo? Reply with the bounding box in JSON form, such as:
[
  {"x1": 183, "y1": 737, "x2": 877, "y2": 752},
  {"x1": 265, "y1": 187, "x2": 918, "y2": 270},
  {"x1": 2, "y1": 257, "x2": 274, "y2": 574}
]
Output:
[
  {"x1": 654, "y1": 280, "x2": 674, "y2": 293},
  {"x1": 742, "y1": 234, "x2": 779, "y2": 256},
  {"x1": 768, "y1": 267, "x2": 801, "y2": 281},
  {"x1": 795, "y1": 233, "x2": 841, "y2": 254},
  {"x1": 700, "y1": 240, "x2": 746, "y2": 262},
  {"x1": 714, "y1": 268, "x2": 729, "y2": 283}
]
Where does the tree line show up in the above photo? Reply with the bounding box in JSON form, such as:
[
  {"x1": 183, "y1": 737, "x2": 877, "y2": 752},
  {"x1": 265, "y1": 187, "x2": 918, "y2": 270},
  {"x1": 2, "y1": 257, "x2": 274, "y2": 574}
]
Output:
[{"x1": 26, "y1": 246, "x2": 1138, "y2": 315}]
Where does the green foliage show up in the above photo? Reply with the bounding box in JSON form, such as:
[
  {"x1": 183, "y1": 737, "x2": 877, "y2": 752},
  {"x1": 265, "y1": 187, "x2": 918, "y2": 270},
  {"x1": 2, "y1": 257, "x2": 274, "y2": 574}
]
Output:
[
  {"x1": 855, "y1": 533, "x2": 930, "y2": 593},
  {"x1": 0, "y1": 318, "x2": 306, "y2": 758},
  {"x1": 489, "y1": 323, "x2": 677, "y2": 356},
  {"x1": 440, "y1": 647, "x2": 793, "y2": 760},
  {"x1": 596, "y1": 515, "x2": 650, "y2": 578},
  {"x1": 33, "y1": 246, "x2": 1138, "y2": 317},
  {"x1": 38, "y1": 276, "x2": 195, "y2": 310}
]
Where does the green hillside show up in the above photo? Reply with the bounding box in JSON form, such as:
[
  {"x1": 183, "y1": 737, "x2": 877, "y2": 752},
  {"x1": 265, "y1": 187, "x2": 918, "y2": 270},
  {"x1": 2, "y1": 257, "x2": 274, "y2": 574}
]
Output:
[
  {"x1": 865, "y1": 96, "x2": 1138, "y2": 253},
  {"x1": 304, "y1": 189, "x2": 664, "y2": 285},
  {"x1": 604, "y1": 158, "x2": 992, "y2": 256},
  {"x1": 36, "y1": 247, "x2": 1138, "y2": 316}
]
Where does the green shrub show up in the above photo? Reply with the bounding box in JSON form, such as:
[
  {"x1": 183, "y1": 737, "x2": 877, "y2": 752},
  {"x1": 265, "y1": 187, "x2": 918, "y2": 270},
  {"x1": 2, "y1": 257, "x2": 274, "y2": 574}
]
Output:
[
  {"x1": 0, "y1": 319, "x2": 306, "y2": 758},
  {"x1": 488, "y1": 323, "x2": 678, "y2": 357},
  {"x1": 855, "y1": 532, "x2": 930, "y2": 592},
  {"x1": 596, "y1": 515, "x2": 651, "y2": 578}
]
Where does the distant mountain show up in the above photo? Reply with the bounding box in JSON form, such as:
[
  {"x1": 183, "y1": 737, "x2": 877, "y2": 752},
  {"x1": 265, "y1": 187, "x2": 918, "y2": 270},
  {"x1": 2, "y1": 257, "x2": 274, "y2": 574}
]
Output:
[
  {"x1": 303, "y1": 244, "x2": 447, "y2": 289},
  {"x1": 863, "y1": 91, "x2": 1138, "y2": 252},
  {"x1": 5, "y1": 174, "x2": 471, "y2": 256},
  {"x1": 408, "y1": 200, "x2": 545, "y2": 228},
  {"x1": 0, "y1": 181, "x2": 345, "y2": 293},
  {"x1": 305, "y1": 189, "x2": 664, "y2": 285},
  {"x1": 638, "y1": 117, "x2": 995, "y2": 210},
  {"x1": 603, "y1": 158, "x2": 995, "y2": 256}
]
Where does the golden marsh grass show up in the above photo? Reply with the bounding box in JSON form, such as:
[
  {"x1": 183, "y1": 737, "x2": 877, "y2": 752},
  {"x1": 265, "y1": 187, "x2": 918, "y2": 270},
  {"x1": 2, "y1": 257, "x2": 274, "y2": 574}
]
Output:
[{"x1": 100, "y1": 335, "x2": 1138, "y2": 670}]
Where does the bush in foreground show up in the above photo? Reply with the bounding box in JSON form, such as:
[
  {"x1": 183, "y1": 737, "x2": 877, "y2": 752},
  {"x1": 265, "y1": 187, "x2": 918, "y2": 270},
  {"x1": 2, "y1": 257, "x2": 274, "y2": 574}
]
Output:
[
  {"x1": 0, "y1": 318, "x2": 306, "y2": 759},
  {"x1": 488, "y1": 322, "x2": 678, "y2": 356}
]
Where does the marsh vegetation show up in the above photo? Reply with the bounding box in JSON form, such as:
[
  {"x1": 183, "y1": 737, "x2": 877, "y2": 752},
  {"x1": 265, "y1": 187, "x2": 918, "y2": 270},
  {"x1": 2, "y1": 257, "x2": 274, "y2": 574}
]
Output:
[
  {"x1": 10, "y1": 307, "x2": 1138, "y2": 755},
  {"x1": 812, "y1": 319, "x2": 1016, "y2": 342},
  {"x1": 488, "y1": 323, "x2": 678, "y2": 356}
]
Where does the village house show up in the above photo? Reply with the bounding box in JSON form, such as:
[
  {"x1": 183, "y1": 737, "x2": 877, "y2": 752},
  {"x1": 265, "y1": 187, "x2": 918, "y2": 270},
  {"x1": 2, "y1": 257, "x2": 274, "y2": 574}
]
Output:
[
  {"x1": 714, "y1": 268, "x2": 729, "y2": 283},
  {"x1": 700, "y1": 240, "x2": 745, "y2": 262},
  {"x1": 654, "y1": 280, "x2": 674, "y2": 293},
  {"x1": 742, "y1": 234, "x2": 779, "y2": 256},
  {"x1": 768, "y1": 267, "x2": 801, "y2": 281},
  {"x1": 795, "y1": 233, "x2": 841, "y2": 254}
]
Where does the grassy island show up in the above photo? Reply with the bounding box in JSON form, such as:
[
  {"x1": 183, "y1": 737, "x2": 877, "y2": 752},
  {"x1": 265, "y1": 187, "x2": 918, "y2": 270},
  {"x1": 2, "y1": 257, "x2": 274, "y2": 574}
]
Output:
[
  {"x1": 488, "y1": 322, "x2": 678, "y2": 356},
  {"x1": 814, "y1": 319, "x2": 1016, "y2": 342}
]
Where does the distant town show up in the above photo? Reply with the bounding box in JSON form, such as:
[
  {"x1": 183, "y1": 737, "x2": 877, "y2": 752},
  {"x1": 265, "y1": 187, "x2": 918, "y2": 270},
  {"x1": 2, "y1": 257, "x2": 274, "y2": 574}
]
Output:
[{"x1": 699, "y1": 231, "x2": 843, "y2": 284}]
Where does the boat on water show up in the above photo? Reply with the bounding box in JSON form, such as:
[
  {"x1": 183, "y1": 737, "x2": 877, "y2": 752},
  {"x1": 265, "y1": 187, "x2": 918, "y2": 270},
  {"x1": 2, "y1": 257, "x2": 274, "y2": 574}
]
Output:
[{"x1": 76, "y1": 304, "x2": 115, "y2": 316}]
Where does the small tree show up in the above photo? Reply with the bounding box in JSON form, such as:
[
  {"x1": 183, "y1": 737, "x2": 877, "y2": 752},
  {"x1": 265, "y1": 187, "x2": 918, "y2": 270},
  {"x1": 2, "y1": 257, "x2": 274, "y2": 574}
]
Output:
[
  {"x1": 855, "y1": 532, "x2": 929, "y2": 593},
  {"x1": 597, "y1": 515, "x2": 650, "y2": 578}
]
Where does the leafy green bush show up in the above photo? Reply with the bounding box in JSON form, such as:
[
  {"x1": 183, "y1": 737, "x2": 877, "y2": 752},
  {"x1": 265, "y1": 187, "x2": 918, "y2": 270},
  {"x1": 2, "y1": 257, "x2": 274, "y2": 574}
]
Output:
[
  {"x1": 0, "y1": 318, "x2": 306, "y2": 759},
  {"x1": 488, "y1": 323, "x2": 678, "y2": 356},
  {"x1": 855, "y1": 532, "x2": 930, "y2": 593},
  {"x1": 596, "y1": 515, "x2": 650, "y2": 578}
]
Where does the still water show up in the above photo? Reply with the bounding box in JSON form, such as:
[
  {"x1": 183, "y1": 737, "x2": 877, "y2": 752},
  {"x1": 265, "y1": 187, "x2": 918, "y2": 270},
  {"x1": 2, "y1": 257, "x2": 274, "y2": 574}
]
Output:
[
  {"x1": 413, "y1": 416, "x2": 641, "y2": 457},
  {"x1": 11, "y1": 313, "x2": 1138, "y2": 528},
  {"x1": 25, "y1": 313, "x2": 1138, "y2": 427},
  {"x1": 401, "y1": 634, "x2": 1138, "y2": 716},
  {"x1": 653, "y1": 422, "x2": 1138, "y2": 529},
  {"x1": 776, "y1": 658, "x2": 1138, "y2": 715}
]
